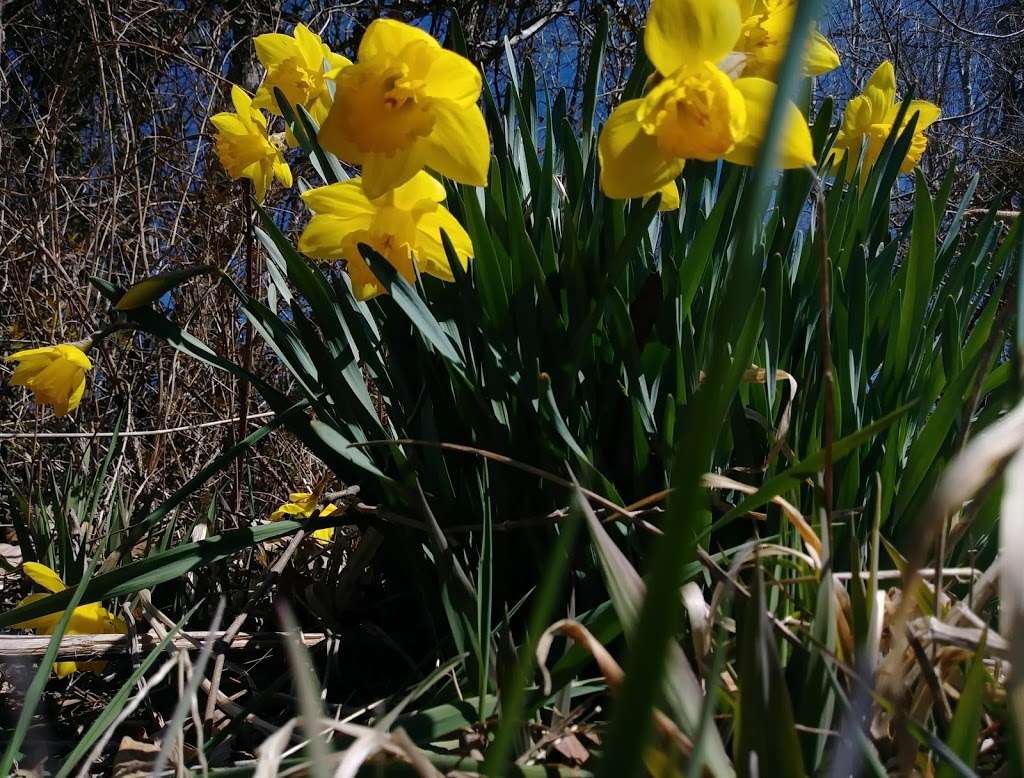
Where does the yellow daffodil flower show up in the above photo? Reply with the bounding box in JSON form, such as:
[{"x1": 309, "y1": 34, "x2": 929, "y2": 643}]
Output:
[
  {"x1": 211, "y1": 85, "x2": 293, "y2": 201},
  {"x1": 298, "y1": 171, "x2": 474, "y2": 301},
  {"x1": 599, "y1": 0, "x2": 816, "y2": 203},
  {"x1": 736, "y1": 0, "x2": 840, "y2": 79},
  {"x1": 252, "y1": 23, "x2": 351, "y2": 128},
  {"x1": 831, "y1": 61, "x2": 941, "y2": 186},
  {"x1": 318, "y1": 19, "x2": 490, "y2": 199},
  {"x1": 271, "y1": 492, "x2": 340, "y2": 545},
  {"x1": 11, "y1": 562, "x2": 127, "y2": 678},
  {"x1": 5, "y1": 343, "x2": 93, "y2": 416}
]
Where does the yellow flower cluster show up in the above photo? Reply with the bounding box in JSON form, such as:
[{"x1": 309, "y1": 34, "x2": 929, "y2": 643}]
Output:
[
  {"x1": 6, "y1": 8, "x2": 940, "y2": 417},
  {"x1": 598, "y1": 0, "x2": 938, "y2": 203},
  {"x1": 212, "y1": 19, "x2": 488, "y2": 301}
]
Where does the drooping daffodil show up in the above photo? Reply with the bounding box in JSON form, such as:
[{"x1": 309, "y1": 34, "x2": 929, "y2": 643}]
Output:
[
  {"x1": 11, "y1": 562, "x2": 128, "y2": 678},
  {"x1": 271, "y1": 492, "x2": 340, "y2": 545},
  {"x1": 831, "y1": 61, "x2": 941, "y2": 186},
  {"x1": 5, "y1": 343, "x2": 93, "y2": 416},
  {"x1": 318, "y1": 19, "x2": 490, "y2": 199},
  {"x1": 599, "y1": 0, "x2": 816, "y2": 203},
  {"x1": 735, "y1": 0, "x2": 840, "y2": 79},
  {"x1": 252, "y1": 23, "x2": 351, "y2": 127},
  {"x1": 298, "y1": 171, "x2": 474, "y2": 301},
  {"x1": 211, "y1": 85, "x2": 293, "y2": 201}
]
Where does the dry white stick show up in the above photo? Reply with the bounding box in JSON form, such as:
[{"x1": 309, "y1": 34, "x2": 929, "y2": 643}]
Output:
[{"x1": 0, "y1": 631, "x2": 327, "y2": 660}]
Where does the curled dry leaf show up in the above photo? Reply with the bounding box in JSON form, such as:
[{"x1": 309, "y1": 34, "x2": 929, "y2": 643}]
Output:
[{"x1": 535, "y1": 618, "x2": 692, "y2": 758}]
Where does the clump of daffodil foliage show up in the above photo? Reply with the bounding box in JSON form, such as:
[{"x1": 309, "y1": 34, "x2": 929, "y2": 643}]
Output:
[{"x1": 6, "y1": 2, "x2": 1019, "y2": 776}]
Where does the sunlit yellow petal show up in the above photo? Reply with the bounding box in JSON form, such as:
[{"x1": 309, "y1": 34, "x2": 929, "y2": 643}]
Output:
[
  {"x1": 66, "y1": 376, "x2": 87, "y2": 414},
  {"x1": 866, "y1": 61, "x2": 897, "y2": 106},
  {"x1": 888, "y1": 99, "x2": 942, "y2": 129},
  {"x1": 310, "y1": 527, "x2": 335, "y2": 544},
  {"x1": 726, "y1": 77, "x2": 815, "y2": 169},
  {"x1": 11, "y1": 593, "x2": 63, "y2": 630},
  {"x1": 293, "y1": 23, "x2": 326, "y2": 71},
  {"x1": 387, "y1": 171, "x2": 448, "y2": 210},
  {"x1": 274, "y1": 158, "x2": 293, "y2": 189},
  {"x1": 53, "y1": 661, "x2": 80, "y2": 678},
  {"x1": 299, "y1": 215, "x2": 356, "y2": 258},
  {"x1": 8, "y1": 351, "x2": 54, "y2": 386},
  {"x1": 361, "y1": 146, "x2": 429, "y2": 200},
  {"x1": 209, "y1": 113, "x2": 248, "y2": 136},
  {"x1": 6, "y1": 346, "x2": 57, "y2": 363},
  {"x1": 254, "y1": 32, "x2": 298, "y2": 68},
  {"x1": 422, "y1": 101, "x2": 490, "y2": 189},
  {"x1": 598, "y1": 100, "x2": 685, "y2": 199},
  {"x1": 53, "y1": 344, "x2": 92, "y2": 370},
  {"x1": 23, "y1": 562, "x2": 67, "y2": 593},
  {"x1": 424, "y1": 49, "x2": 483, "y2": 105},
  {"x1": 806, "y1": 31, "x2": 840, "y2": 75},
  {"x1": 230, "y1": 85, "x2": 254, "y2": 117},
  {"x1": 358, "y1": 18, "x2": 438, "y2": 62},
  {"x1": 414, "y1": 207, "x2": 474, "y2": 280},
  {"x1": 645, "y1": 180, "x2": 681, "y2": 212},
  {"x1": 645, "y1": 0, "x2": 742, "y2": 76},
  {"x1": 325, "y1": 50, "x2": 352, "y2": 77}
]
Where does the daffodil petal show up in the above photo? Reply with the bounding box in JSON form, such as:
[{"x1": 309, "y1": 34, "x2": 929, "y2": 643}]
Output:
[
  {"x1": 274, "y1": 158, "x2": 293, "y2": 189},
  {"x1": 598, "y1": 99, "x2": 685, "y2": 199},
  {"x1": 358, "y1": 18, "x2": 438, "y2": 62},
  {"x1": 66, "y1": 376, "x2": 87, "y2": 414},
  {"x1": 53, "y1": 661, "x2": 80, "y2": 678},
  {"x1": 325, "y1": 51, "x2": 352, "y2": 77},
  {"x1": 424, "y1": 49, "x2": 482, "y2": 105},
  {"x1": 387, "y1": 171, "x2": 448, "y2": 210},
  {"x1": 210, "y1": 113, "x2": 249, "y2": 136},
  {"x1": 9, "y1": 352, "x2": 53, "y2": 386},
  {"x1": 361, "y1": 146, "x2": 428, "y2": 200},
  {"x1": 254, "y1": 32, "x2": 298, "y2": 68},
  {"x1": 299, "y1": 215, "x2": 356, "y2": 259},
  {"x1": 866, "y1": 61, "x2": 897, "y2": 106},
  {"x1": 294, "y1": 23, "x2": 326, "y2": 71},
  {"x1": 11, "y1": 593, "x2": 63, "y2": 630},
  {"x1": 646, "y1": 180, "x2": 680, "y2": 212},
  {"x1": 422, "y1": 101, "x2": 490, "y2": 189},
  {"x1": 6, "y1": 346, "x2": 57, "y2": 363},
  {"x1": 889, "y1": 99, "x2": 941, "y2": 129},
  {"x1": 645, "y1": 0, "x2": 742, "y2": 76},
  {"x1": 310, "y1": 527, "x2": 335, "y2": 544},
  {"x1": 53, "y1": 344, "x2": 92, "y2": 370},
  {"x1": 302, "y1": 181, "x2": 375, "y2": 218},
  {"x1": 23, "y1": 562, "x2": 67, "y2": 593},
  {"x1": 806, "y1": 31, "x2": 840, "y2": 75},
  {"x1": 414, "y1": 207, "x2": 474, "y2": 280},
  {"x1": 726, "y1": 77, "x2": 815, "y2": 169},
  {"x1": 230, "y1": 85, "x2": 254, "y2": 117}
]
